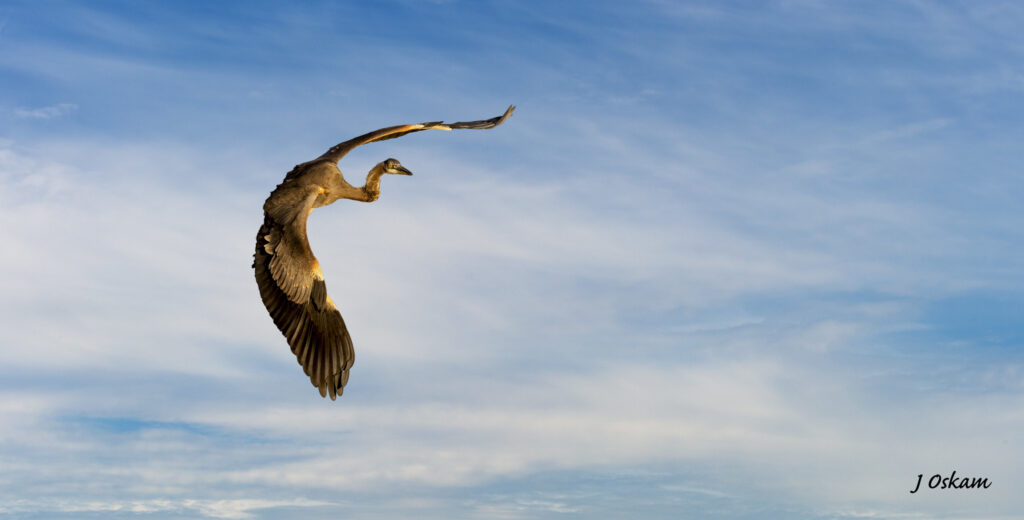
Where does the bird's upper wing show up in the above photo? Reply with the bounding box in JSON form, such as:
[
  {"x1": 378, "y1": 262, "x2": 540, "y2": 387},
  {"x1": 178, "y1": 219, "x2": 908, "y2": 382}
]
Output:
[
  {"x1": 316, "y1": 105, "x2": 516, "y2": 163},
  {"x1": 254, "y1": 183, "x2": 354, "y2": 400}
]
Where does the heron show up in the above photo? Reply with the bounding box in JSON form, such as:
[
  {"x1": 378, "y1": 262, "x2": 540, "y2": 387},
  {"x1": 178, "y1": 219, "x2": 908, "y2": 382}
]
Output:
[{"x1": 253, "y1": 105, "x2": 515, "y2": 400}]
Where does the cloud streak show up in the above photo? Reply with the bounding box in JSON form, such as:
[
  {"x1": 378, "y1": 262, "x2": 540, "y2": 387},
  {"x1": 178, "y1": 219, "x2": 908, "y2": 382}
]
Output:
[{"x1": 13, "y1": 103, "x2": 77, "y2": 119}]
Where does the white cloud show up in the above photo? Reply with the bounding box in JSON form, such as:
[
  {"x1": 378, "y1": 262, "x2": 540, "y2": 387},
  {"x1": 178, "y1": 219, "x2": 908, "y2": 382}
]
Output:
[
  {"x1": 7, "y1": 349, "x2": 1017, "y2": 518},
  {"x1": 0, "y1": 498, "x2": 335, "y2": 519},
  {"x1": 13, "y1": 102, "x2": 78, "y2": 119}
]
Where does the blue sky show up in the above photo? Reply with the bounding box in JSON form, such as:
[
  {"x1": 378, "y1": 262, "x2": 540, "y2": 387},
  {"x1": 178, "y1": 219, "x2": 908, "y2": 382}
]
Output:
[{"x1": 2, "y1": 1, "x2": 1023, "y2": 518}]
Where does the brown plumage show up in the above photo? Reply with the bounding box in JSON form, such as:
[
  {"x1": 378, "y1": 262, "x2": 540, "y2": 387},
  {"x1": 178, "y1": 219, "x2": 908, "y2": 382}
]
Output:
[{"x1": 254, "y1": 105, "x2": 515, "y2": 400}]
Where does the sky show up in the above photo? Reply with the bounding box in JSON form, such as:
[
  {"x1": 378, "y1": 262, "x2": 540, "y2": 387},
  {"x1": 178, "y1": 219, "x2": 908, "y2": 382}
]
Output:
[{"x1": 1, "y1": 0, "x2": 1023, "y2": 518}]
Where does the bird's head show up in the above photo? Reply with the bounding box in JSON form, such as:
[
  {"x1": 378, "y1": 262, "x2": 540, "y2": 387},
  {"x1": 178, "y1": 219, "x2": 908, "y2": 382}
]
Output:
[{"x1": 381, "y1": 158, "x2": 413, "y2": 176}]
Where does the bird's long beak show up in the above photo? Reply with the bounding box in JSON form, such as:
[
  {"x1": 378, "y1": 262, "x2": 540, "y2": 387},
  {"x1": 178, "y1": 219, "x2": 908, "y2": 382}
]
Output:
[{"x1": 395, "y1": 165, "x2": 413, "y2": 176}]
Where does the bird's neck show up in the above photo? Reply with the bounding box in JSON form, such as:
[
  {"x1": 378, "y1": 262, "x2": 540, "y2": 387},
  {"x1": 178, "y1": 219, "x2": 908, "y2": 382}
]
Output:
[
  {"x1": 363, "y1": 164, "x2": 386, "y2": 188},
  {"x1": 361, "y1": 164, "x2": 387, "y2": 201}
]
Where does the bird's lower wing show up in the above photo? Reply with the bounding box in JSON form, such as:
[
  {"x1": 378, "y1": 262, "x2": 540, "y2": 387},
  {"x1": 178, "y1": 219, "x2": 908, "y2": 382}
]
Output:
[{"x1": 254, "y1": 214, "x2": 354, "y2": 400}]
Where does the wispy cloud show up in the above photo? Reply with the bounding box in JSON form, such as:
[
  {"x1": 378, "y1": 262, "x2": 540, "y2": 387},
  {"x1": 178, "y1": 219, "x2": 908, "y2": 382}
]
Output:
[
  {"x1": 13, "y1": 102, "x2": 77, "y2": 119},
  {"x1": 0, "y1": 498, "x2": 336, "y2": 519}
]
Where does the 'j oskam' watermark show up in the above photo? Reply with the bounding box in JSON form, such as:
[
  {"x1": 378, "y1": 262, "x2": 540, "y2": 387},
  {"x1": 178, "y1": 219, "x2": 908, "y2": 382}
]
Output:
[{"x1": 910, "y1": 471, "x2": 991, "y2": 493}]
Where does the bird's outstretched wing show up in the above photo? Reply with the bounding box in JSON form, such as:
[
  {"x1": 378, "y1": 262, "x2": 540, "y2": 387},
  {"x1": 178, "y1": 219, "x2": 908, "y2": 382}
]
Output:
[
  {"x1": 253, "y1": 184, "x2": 354, "y2": 399},
  {"x1": 317, "y1": 105, "x2": 515, "y2": 163}
]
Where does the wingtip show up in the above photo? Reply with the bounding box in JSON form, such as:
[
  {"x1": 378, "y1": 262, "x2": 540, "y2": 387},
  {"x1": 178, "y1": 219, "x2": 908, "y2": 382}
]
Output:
[{"x1": 495, "y1": 104, "x2": 515, "y2": 125}]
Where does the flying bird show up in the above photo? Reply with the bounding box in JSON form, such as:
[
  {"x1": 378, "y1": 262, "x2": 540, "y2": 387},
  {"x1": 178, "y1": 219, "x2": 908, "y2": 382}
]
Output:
[{"x1": 254, "y1": 105, "x2": 515, "y2": 400}]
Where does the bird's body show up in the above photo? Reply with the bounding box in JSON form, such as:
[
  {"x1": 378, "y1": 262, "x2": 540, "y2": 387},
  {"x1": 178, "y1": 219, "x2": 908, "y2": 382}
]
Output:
[{"x1": 254, "y1": 106, "x2": 514, "y2": 400}]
